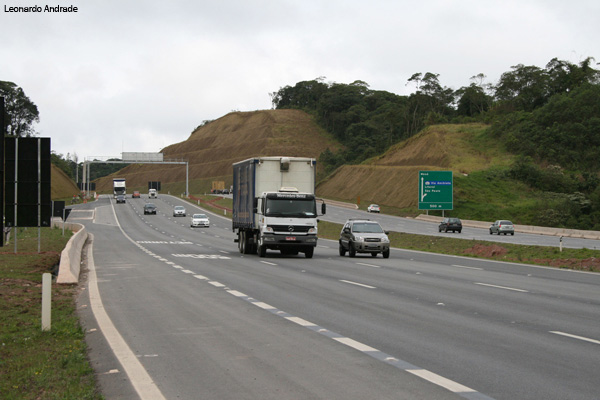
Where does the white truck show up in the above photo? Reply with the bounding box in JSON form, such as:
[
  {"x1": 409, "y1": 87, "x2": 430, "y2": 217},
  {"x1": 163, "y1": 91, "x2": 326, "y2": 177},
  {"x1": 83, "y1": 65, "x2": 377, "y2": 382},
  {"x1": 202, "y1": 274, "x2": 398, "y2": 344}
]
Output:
[
  {"x1": 149, "y1": 188, "x2": 158, "y2": 199},
  {"x1": 113, "y1": 178, "x2": 126, "y2": 198},
  {"x1": 232, "y1": 156, "x2": 325, "y2": 258}
]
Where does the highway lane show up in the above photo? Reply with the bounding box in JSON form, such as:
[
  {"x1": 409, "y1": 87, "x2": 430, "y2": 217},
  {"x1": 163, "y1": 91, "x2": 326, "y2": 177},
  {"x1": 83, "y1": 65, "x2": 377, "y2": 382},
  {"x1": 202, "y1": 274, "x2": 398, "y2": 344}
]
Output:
[
  {"x1": 324, "y1": 205, "x2": 600, "y2": 250},
  {"x1": 77, "y1": 196, "x2": 459, "y2": 400},
  {"x1": 73, "y1": 195, "x2": 600, "y2": 399}
]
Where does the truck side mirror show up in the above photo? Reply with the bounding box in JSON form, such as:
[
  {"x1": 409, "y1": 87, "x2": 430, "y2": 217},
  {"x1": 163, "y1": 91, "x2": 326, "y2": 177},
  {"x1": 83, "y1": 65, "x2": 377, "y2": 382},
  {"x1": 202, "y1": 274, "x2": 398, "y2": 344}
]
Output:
[
  {"x1": 321, "y1": 203, "x2": 326, "y2": 215},
  {"x1": 253, "y1": 197, "x2": 258, "y2": 213}
]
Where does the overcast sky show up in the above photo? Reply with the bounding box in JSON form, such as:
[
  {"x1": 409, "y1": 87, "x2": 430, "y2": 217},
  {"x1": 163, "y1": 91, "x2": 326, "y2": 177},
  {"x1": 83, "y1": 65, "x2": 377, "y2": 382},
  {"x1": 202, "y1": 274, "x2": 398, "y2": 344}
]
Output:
[{"x1": 3, "y1": 0, "x2": 598, "y2": 161}]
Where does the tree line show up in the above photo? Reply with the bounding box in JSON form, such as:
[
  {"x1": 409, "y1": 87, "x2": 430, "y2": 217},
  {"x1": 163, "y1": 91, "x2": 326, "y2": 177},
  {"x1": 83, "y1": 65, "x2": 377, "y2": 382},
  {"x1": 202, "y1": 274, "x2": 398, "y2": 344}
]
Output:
[{"x1": 270, "y1": 57, "x2": 600, "y2": 176}]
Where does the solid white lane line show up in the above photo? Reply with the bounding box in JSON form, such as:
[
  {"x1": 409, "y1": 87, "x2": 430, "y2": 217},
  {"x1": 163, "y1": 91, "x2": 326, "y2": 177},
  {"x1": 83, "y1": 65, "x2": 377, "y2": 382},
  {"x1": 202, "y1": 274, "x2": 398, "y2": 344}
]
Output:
[
  {"x1": 356, "y1": 262, "x2": 380, "y2": 268},
  {"x1": 339, "y1": 280, "x2": 376, "y2": 289},
  {"x1": 550, "y1": 331, "x2": 600, "y2": 345},
  {"x1": 452, "y1": 264, "x2": 483, "y2": 270},
  {"x1": 260, "y1": 261, "x2": 277, "y2": 266},
  {"x1": 86, "y1": 238, "x2": 166, "y2": 400},
  {"x1": 474, "y1": 282, "x2": 528, "y2": 292}
]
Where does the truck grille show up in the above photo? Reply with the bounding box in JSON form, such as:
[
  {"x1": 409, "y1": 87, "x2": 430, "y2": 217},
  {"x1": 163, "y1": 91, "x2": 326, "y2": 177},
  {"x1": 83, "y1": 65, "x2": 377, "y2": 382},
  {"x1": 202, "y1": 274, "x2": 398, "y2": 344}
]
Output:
[{"x1": 268, "y1": 225, "x2": 312, "y2": 233}]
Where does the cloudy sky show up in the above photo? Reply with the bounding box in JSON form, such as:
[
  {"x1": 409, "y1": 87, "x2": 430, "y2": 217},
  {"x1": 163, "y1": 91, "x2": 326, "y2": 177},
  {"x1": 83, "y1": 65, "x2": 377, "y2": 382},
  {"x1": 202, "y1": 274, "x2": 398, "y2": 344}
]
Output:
[{"x1": 3, "y1": 0, "x2": 598, "y2": 161}]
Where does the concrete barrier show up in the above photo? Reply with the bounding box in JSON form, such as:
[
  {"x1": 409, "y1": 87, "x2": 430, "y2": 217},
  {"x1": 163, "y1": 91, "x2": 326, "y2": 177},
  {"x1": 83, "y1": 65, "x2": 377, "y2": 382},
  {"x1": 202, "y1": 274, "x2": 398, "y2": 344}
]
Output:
[
  {"x1": 415, "y1": 214, "x2": 600, "y2": 240},
  {"x1": 52, "y1": 219, "x2": 88, "y2": 284},
  {"x1": 324, "y1": 199, "x2": 358, "y2": 209}
]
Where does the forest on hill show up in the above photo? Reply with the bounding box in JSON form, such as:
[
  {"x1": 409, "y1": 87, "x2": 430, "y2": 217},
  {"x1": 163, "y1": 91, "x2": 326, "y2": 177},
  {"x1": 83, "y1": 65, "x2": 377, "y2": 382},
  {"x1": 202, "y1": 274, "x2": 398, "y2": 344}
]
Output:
[
  {"x1": 271, "y1": 57, "x2": 599, "y2": 172},
  {"x1": 271, "y1": 57, "x2": 600, "y2": 229}
]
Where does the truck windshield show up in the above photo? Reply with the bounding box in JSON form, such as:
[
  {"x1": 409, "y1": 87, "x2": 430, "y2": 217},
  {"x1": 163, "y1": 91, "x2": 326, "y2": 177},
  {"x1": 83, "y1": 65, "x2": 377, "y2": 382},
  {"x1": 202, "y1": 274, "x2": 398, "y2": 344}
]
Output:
[{"x1": 265, "y1": 198, "x2": 316, "y2": 218}]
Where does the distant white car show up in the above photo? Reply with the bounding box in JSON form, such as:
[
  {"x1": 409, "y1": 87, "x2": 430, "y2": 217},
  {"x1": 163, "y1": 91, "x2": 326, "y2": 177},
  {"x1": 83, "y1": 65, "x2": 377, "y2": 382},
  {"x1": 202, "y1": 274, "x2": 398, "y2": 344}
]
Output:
[
  {"x1": 367, "y1": 204, "x2": 380, "y2": 213},
  {"x1": 173, "y1": 205, "x2": 186, "y2": 217},
  {"x1": 191, "y1": 213, "x2": 210, "y2": 227}
]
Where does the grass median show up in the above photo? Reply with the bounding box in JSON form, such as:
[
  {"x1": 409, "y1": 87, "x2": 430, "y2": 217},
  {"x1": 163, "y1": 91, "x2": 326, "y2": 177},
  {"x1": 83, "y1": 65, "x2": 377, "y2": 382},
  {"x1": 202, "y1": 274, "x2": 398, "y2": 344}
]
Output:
[
  {"x1": 0, "y1": 227, "x2": 102, "y2": 400},
  {"x1": 318, "y1": 220, "x2": 600, "y2": 272}
]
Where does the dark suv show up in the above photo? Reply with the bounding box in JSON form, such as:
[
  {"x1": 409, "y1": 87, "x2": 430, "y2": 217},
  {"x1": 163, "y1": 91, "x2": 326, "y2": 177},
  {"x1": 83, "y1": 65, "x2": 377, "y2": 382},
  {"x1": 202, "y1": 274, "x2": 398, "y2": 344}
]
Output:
[
  {"x1": 339, "y1": 219, "x2": 390, "y2": 258},
  {"x1": 438, "y1": 217, "x2": 462, "y2": 233}
]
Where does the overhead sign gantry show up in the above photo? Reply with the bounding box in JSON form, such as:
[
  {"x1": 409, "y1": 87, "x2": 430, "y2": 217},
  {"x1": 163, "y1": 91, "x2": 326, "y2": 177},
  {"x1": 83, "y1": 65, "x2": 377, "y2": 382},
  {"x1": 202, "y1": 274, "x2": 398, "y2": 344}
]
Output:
[{"x1": 82, "y1": 152, "x2": 189, "y2": 197}]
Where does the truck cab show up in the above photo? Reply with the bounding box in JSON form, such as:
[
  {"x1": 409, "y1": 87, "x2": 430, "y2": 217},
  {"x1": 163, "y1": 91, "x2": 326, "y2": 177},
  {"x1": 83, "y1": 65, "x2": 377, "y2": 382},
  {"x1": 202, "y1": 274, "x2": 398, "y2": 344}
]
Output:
[{"x1": 148, "y1": 188, "x2": 158, "y2": 199}]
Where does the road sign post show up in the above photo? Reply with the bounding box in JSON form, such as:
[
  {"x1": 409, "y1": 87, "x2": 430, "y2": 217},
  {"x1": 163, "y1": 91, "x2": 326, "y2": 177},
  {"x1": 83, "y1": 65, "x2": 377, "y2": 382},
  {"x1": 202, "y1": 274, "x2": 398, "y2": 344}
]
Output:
[{"x1": 418, "y1": 171, "x2": 453, "y2": 210}]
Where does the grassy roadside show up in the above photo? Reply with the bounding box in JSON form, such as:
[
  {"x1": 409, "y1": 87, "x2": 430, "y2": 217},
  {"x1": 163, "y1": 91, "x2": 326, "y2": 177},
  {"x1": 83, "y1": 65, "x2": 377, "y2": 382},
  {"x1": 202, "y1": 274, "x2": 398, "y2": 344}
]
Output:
[
  {"x1": 318, "y1": 220, "x2": 600, "y2": 272},
  {"x1": 184, "y1": 193, "x2": 599, "y2": 271},
  {"x1": 0, "y1": 227, "x2": 102, "y2": 400}
]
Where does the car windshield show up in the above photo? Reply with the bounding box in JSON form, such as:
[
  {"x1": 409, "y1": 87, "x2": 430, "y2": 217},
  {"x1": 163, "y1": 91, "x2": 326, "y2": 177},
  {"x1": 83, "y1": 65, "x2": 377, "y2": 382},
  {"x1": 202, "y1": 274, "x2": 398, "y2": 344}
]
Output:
[
  {"x1": 146, "y1": 203, "x2": 155, "y2": 208},
  {"x1": 175, "y1": 206, "x2": 184, "y2": 210},
  {"x1": 265, "y1": 198, "x2": 316, "y2": 218},
  {"x1": 500, "y1": 220, "x2": 513, "y2": 225},
  {"x1": 193, "y1": 214, "x2": 207, "y2": 218},
  {"x1": 352, "y1": 223, "x2": 384, "y2": 233},
  {"x1": 448, "y1": 218, "x2": 460, "y2": 223}
]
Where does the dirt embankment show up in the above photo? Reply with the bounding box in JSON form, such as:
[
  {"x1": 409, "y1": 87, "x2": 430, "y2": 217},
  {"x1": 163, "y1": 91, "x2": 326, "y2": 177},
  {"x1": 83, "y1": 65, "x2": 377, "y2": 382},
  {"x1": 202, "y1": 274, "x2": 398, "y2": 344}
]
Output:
[
  {"x1": 94, "y1": 109, "x2": 342, "y2": 192},
  {"x1": 51, "y1": 164, "x2": 80, "y2": 199}
]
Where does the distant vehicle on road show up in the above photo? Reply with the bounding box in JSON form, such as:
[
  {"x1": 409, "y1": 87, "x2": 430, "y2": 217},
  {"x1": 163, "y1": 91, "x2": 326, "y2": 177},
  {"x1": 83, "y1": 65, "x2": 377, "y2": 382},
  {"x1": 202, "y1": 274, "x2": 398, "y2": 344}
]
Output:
[
  {"x1": 132, "y1": 191, "x2": 140, "y2": 198},
  {"x1": 173, "y1": 206, "x2": 186, "y2": 217},
  {"x1": 113, "y1": 178, "x2": 126, "y2": 198},
  {"x1": 367, "y1": 204, "x2": 380, "y2": 213},
  {"x1": 149, "y1": 188, "x2": 158, "y2": 199},
  {"x1": 339, "y1": 219, "x2": 390, "y2": 258},
  {"x1": 190, "y1": 213, "x2": 210, "y2": 228},
  {"x1": 116, "y1": 194, "x2": 126, "y2": 204},
  {"x1": 489, "y1": 220, "x2": 515, "y2": 235},
  {"x1": 143, "y1": 203, "x2": 157, "y2": 215},
  {"x1": 439, "y1": 217, "x2": 462, "y2": 233}
]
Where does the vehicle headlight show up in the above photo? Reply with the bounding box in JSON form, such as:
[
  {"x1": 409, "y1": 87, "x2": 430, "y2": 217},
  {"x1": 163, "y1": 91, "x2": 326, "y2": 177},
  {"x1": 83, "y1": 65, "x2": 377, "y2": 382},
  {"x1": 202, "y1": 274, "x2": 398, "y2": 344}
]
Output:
[
  {"x1": 264, "y1": 226, "x2": 274, "y2": 233},
  {"x1": 308, "y1": 227, "x2": 317, "y2": 234},
  {"x1": 381, "y1": 236, "x2": 390, "y2": 243},
  {"x1": 354, "y1": 236, "x2": 364, "y2": 242}
]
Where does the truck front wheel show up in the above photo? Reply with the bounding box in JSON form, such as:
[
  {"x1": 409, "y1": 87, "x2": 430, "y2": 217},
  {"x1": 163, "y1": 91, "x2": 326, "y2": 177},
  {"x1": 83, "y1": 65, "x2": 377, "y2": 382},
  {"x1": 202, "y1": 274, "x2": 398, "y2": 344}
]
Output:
[
  {"x1": 257, "y1": 238, "x2": 266, "y2": 257},
  {"x1": 304, "y1": 247, "x2": 314, "y2": 258}
]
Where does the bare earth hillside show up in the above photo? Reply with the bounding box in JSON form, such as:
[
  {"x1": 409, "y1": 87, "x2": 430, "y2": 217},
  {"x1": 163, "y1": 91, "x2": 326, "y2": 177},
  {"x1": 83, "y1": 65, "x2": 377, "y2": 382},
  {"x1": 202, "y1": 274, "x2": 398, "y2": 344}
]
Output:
[
  {"x1": 92, "y1": 114, "x2": 497, "y2": 212},
  {"x1": 317, "y1": 124, "x2": 498, "y2": 209},
  {"x1": 51, "y1": 163, "x2": 80, "y2": 200},
  {"x1": 94, "y1": 109, "x2": 341, "y2": 193}
]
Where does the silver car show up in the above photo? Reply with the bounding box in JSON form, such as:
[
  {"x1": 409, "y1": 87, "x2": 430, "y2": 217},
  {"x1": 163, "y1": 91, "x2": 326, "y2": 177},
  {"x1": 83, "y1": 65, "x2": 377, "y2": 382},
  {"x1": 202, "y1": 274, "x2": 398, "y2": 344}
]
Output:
[
  {"x1": 339, "y1": 219, "x2": 390, "y2": 258},
  {"x1": 489, "y1": 220, "x2": 515, "y2": 235},
  {"x1": 173, "y1": 205, "x2": 186, "y2": 217}
]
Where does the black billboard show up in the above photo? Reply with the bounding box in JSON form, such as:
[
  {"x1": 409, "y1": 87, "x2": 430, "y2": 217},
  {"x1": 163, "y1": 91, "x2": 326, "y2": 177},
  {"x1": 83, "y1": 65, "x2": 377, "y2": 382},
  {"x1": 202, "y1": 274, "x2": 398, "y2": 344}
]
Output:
[{"x1": 4, "y1": 137, "x2": 52, "y2": 227}]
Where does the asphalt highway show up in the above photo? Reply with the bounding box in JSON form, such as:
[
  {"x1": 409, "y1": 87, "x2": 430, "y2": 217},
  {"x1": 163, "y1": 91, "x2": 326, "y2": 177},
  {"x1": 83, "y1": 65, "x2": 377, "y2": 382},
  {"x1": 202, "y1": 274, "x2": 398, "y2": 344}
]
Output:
[{"x1": 71, "y1": 195, "x2": 600, "y2": 400}]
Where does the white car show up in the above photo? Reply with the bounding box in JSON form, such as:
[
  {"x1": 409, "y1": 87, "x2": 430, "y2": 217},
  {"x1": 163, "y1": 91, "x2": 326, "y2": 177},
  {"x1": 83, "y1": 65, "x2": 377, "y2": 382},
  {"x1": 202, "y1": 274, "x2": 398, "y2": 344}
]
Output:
[
  {"x1": 190, "y1": 213, "x2": 210, "y2": 227},
  {"x1": 173, "y1": 205, "x2": 186, "y2": 217},
  {"x1": 367, "y1": 204, "x2": 380, "y2": 213}
]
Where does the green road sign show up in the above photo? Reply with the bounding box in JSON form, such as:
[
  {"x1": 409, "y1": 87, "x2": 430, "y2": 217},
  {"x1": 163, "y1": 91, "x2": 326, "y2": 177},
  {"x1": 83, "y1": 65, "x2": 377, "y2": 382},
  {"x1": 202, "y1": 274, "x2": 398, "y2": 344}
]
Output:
[{"x1": 419, "y1": 171, "x2": 453, "y2": 210}]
